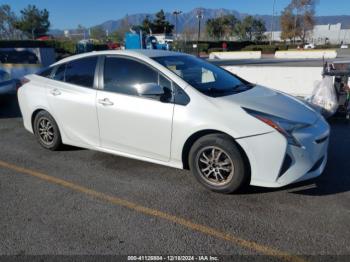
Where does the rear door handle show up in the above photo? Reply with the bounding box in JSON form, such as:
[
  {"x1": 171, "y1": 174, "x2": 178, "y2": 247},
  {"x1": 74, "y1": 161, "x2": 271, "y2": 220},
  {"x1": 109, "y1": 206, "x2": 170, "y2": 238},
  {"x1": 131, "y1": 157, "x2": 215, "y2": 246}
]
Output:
[
  {"x1": 50, "y1": 89, "x2": 61, "y2": 96},
  {"x1": 98, "y1": 98, "x2": 114, "y2": 106}
]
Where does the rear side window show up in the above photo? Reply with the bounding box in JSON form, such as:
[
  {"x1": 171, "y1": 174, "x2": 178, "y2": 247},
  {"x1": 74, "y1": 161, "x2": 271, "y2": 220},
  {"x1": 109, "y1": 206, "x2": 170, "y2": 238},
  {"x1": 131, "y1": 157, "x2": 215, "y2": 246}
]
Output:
[
  {"x1": 37, "y1": 67, "x2": 53, "y2": 78},
  {"x1": 65, "y1": 56, "x2": 97, "y2": 87},
  {"x1": 53, "y1": 64, "x2": 66, "y2": 81},
  {"x1": 52, "y1": 56, "x2": 97, "y2": 88},
  {"x1": 103, "y1": 57, "x2": 158, "y2": 95}
]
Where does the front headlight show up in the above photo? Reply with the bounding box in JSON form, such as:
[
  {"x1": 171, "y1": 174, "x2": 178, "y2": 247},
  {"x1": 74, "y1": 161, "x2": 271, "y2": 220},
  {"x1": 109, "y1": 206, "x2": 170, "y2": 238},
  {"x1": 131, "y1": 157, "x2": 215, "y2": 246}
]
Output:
[{"x1": 243, "y1": 108, "x2": 310, "y2": 147}]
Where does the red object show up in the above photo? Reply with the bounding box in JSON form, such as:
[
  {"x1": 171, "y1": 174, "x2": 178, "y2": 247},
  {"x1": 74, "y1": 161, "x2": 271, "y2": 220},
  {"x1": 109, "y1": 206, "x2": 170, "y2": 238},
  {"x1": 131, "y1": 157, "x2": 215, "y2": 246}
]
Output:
[
  {"x1": 222, "y1": 42, "x2": 227, "y2": 50},
  {"x1": 36, "y1": 35, "x2": 53, "y2": 41},
  {"x1": 16, "y1": 78, "x2": 30, "y2": 91},
  {"x1": 107, "y1": 42, "x2": 120, "y2": 50}
]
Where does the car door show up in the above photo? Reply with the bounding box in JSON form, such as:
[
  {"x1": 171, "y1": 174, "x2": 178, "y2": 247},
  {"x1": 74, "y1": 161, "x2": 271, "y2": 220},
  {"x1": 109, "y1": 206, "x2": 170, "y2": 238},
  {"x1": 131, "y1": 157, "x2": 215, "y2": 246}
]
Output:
[
  {"x1": 96, "y1": 56, "x2": 174, "y2": 162},
  {"x1": 46, "y1": 56, "x2": 100, "y2": 147}
]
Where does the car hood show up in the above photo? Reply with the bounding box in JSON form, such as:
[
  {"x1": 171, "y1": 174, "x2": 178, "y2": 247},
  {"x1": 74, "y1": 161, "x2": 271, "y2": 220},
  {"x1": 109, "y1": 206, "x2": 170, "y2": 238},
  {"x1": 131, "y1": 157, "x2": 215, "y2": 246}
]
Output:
[{"x1": 217, "y1": 85, "x2": 319, "y2": 124}]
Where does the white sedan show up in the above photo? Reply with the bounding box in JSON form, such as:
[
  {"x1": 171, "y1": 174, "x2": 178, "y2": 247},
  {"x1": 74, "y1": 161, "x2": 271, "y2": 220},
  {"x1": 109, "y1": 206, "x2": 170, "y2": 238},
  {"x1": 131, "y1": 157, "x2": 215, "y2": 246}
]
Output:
[
  {"x1": 17, "y1": 50, "x2": 330, "y2": 193},
  {"x1": 304, "y1": 43, "x2": 316, "y2": 49}
]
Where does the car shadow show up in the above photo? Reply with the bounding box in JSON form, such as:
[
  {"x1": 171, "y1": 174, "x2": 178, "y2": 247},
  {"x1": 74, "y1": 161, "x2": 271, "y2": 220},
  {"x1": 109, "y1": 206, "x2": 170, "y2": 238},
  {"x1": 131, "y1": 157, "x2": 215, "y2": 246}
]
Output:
[
  {"x1": 0, "y1": 94, "x2": 22, "y2": 119},
  {"x1": 58, "y1": 145, "x2": 86, "y2": 151},
  {"x1": 242, "y1": 119, "x2": 350, "y2": 196}
]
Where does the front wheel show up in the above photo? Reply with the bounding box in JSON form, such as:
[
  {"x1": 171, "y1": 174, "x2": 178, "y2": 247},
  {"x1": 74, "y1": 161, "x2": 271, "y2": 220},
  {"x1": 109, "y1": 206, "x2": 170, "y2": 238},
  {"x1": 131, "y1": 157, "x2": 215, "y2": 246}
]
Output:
[
  {"x1": 33, "y1": 111, "x2": 62, "y2": 151},
  {"x1": 189, "y1": 134, "x2": 248, "y2": 194}
]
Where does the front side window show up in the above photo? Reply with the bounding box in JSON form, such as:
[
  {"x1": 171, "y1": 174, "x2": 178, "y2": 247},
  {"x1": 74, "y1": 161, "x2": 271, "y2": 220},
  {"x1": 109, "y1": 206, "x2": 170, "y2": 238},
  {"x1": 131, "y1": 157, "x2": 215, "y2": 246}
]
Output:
[
  {"x1": 64, "y1": 56, "x2": 97, "y2": 87},
  {"x1": 153, "y1": 55, "x2": 254, "y2": 97},
  {"x1": 103, "y1": 57, "x2": 158, "y2": 96}
]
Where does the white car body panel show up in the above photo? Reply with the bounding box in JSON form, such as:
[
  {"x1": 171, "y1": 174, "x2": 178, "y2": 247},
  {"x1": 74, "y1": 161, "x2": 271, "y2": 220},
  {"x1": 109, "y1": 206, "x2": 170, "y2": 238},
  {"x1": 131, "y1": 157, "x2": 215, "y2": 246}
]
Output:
[
  {"x1": 17, "y1": 50, "x2": 330, "y2": 188},
  {"x1": 96, "y1": 90, "x2": 174, "y2": 162},
  {"x1": 45, "y1": 78, "x2": 100, "y2": 147}
]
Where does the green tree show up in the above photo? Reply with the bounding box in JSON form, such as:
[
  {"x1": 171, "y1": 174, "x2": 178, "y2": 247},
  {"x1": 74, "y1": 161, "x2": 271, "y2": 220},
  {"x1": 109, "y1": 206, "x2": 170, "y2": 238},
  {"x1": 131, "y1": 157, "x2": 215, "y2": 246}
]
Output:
[
  {"x1": 110, "y1": 31, "x2": 123, "y2": 42},
  {"x1": 206, "y1": 18, "x2": 223, "y2": 40},
  {"x1": 236, "y1": 16, "x2": 254, "y2": 40},
  {"x1": 252, "y1": 19, "x2": 267, "y2": 41},
  {"x1": 206, "y1": 15, "x2": 239, "y2": 40},
  {"x1": 235, "y1": 16, "x2": 266, "y2": 41},
  {"x1": 0, "y1": 4, "x2": 17, "y2": 39},
  {"x1": 90, "y1": 26, "x2": 106, "y2": 40},
  {"x1": 152, "y1": 9, "x2": 174, "y2": 34},
  {"x1": 141, "y1": 15, "x2": 153, "y2": 33},
  {"x1": 15, "y1": 5, "x2": 50, "y2": 39}
]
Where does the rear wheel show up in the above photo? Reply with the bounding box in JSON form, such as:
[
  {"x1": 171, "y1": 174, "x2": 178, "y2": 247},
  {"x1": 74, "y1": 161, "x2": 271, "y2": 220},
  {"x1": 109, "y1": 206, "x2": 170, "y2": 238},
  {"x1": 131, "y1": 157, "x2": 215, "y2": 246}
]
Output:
[
  {"x1": 189, "y1": 134, "x2": 247, "y2": 193},
  {"x1": 33, "y1": 111, "x2": 62, "y2": 151}
]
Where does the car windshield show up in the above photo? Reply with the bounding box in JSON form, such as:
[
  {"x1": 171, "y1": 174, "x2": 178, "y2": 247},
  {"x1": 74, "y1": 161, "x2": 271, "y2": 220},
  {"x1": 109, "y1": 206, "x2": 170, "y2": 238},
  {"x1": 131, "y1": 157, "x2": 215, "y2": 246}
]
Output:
[{"x1": 152, "y1": 55, "x2": 254, "y2": 97}]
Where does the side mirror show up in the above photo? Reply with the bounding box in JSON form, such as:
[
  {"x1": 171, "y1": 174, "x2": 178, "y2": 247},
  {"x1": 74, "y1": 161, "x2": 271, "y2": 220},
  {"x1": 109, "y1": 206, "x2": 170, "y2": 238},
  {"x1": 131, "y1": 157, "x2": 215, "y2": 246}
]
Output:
[{"x1": 134, "y1": 83, "x2": 164, "y2": 97}]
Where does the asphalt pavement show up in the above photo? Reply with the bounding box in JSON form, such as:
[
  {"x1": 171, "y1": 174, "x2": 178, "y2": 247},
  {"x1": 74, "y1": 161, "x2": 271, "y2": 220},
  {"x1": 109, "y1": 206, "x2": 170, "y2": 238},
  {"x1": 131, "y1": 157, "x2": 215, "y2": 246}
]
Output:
[{"x1": 0, "y1": 95, "x2": 349, "y2": 261}]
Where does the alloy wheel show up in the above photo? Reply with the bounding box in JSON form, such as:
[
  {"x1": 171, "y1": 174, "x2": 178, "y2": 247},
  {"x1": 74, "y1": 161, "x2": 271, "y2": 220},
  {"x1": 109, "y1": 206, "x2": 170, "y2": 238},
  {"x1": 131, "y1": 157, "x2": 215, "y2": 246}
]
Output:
[
  {"x1": 196, "y1": 146, "x2": 235, "y2": 186},
  {"x1": 38, "y1": 117, "x2": 55, "y2": 145}
]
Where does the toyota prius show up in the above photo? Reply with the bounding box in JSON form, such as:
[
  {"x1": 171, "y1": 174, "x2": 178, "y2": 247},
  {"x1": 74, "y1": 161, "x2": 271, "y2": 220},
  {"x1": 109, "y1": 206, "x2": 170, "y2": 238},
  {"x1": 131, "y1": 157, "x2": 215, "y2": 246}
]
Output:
[{"x1": 17, "y1": 50, "x2": 330, "y2": 193}]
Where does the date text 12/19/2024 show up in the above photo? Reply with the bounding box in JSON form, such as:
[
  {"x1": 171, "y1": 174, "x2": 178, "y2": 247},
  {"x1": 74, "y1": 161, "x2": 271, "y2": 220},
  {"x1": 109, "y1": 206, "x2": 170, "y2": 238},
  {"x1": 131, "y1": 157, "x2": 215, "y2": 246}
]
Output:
[{"x1": 127, "y1": 256, "x2": 219, "y2": 261}]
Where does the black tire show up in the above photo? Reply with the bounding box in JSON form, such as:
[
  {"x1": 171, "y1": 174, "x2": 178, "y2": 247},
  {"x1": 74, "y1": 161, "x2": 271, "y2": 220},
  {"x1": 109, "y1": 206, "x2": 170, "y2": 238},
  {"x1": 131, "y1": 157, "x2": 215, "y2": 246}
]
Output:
[
  {"x1": 189, "y1": 134, "x2": 247, "y2": 194},
  {"x1": 33, "y1": 111, "x2": 62, "y2": 151}
]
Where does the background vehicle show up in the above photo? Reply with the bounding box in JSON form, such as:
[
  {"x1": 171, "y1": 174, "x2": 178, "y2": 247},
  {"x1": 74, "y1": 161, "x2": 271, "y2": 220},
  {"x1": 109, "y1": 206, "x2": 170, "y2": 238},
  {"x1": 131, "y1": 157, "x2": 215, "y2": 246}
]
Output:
[
  {"x1": 0, "y1": 50, "x2": 41, "y2": 95},
  {"x1": 0, "y1": 50, "x2": 39, "y2": 64},
  {"x1": 0, "y1": 69, "x2": 19, "y2": 95},
  {"x1": 17, "y1": 50, "x2": 330, "y2": 193},
  {"x1": 304, "y1": 43, "x2": 316, "y2": 49},
  {"x1": 125, "y1": 30, "x2": 171, "y2": 50}
]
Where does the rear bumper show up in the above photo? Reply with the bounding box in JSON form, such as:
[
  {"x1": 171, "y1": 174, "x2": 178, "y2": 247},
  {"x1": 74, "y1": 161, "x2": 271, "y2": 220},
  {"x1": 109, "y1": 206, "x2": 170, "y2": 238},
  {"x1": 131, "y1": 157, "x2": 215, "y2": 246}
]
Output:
[{"x1": 237, "y1": 116, "x2": 330, "y2": 188}]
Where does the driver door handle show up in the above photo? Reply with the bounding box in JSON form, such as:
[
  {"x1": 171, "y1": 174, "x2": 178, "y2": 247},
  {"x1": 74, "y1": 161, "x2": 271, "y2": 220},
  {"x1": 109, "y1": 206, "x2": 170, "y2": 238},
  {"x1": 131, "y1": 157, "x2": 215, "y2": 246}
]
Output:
[{"x1": 98, "y1": 98, "x2": 114, "y2": 106}]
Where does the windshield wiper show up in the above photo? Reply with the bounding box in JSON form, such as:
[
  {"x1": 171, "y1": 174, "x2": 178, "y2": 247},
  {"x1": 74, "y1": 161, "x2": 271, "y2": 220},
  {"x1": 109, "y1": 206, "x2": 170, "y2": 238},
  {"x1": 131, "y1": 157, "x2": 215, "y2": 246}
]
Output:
[
  {"x1": 203, "y1": 83, "x2": 255, "y2": 96},
  {"x1": 233, "y1": 83, "x2": 255, "y2": 90}
]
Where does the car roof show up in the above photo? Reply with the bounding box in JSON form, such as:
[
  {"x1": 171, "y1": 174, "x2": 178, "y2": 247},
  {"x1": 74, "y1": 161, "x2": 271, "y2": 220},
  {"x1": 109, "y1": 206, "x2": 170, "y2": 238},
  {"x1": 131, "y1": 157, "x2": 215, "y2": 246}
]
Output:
[
  {"x1": 53, "y1": 49, "x2": 187, "y2": 66},
  {"x1": 127, "y1": 49, "x2": 185, "y2": 57}
]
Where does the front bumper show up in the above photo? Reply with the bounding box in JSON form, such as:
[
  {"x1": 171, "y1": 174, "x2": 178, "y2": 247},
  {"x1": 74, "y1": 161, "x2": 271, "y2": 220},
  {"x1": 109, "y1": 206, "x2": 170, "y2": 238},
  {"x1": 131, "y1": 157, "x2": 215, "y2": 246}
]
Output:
[{"x1": 237, "y1": 116, "x2": 330, "y2": 188}]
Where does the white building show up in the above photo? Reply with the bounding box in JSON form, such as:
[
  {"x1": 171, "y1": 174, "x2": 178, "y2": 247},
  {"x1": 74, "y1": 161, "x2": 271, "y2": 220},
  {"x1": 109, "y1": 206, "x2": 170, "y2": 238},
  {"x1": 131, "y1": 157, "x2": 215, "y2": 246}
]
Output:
[
  {"x1": 267, "y1": 23, "x2": 350, "y2": 44},
  {"x1": 309, "y1": 23, "x2": 350, "y2": 44}
]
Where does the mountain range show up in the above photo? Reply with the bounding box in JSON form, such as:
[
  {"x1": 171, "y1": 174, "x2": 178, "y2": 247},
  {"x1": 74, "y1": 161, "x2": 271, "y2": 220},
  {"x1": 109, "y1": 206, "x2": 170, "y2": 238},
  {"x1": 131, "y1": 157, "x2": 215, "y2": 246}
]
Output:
[{"x1": 51, "y1": 8, "x2": 350, "y2": 35}]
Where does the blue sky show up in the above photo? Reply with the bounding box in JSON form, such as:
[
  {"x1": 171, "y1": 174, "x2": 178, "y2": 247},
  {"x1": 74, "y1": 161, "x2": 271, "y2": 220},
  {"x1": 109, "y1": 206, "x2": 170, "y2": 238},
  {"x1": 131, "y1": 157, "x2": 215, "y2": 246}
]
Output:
[{"x1": 5, "y1": 0, "x2": 350, "y2": 29}]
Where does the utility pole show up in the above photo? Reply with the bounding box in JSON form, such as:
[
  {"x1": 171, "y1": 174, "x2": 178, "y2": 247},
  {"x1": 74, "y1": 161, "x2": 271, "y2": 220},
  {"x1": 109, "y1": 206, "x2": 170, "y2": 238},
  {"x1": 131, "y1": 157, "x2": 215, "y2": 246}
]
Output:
[
  {"x1": 173, "y1": 10, "x2": 182, "y2": 39},
  {"x1": 270, "y1": 0, "x2": 276, "y2": 45},
  {"x1": 196, "y1": 9, "x2": 203, "y2": 56},
  {"x1": 31, "y1": 28, "x2": 35, "y2": 40},
  {"x1": 294, "y1": 7, "x2": 299, "y2": 44}
]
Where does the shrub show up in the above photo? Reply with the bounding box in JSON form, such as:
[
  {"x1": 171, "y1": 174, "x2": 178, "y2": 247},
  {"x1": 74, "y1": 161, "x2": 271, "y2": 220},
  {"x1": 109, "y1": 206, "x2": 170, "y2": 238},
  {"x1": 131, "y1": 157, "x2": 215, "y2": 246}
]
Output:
[
  {"x1": 0, "y1": 40, "x2": 78, "y2": 54},
  {"x1": 241, "y1": 45, "x2": 277, "y2": 53},
  {"x1": 208, "y1": 47, "x2": 224, "y2": 53},
  {"x1": 53, "y1": 41, "x2": 76, "y2": 54},
  {"x1": 0, "y1": 40, "x2": 54, "y2": 48},
  {"x1": 315, "y1": 44, "x2": 339, "y2": 49}
]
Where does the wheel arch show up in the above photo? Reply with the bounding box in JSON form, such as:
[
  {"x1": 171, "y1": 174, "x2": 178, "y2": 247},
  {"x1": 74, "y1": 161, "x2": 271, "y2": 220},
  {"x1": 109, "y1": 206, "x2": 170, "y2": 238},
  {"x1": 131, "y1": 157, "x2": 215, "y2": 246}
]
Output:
[
  {"x1": 31, "y1": 108, "x2": 57, "y2": 134},
  {"x1": 181, "y1": 130, "x2": 251, "y2": 181}
]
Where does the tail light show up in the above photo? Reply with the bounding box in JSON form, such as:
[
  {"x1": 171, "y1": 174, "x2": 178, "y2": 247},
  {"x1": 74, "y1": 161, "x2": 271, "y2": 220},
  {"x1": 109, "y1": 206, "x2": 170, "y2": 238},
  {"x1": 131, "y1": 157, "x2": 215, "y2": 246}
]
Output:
[{"x1": 16, "y1": 77, "x2": 30, "y2": 91}]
